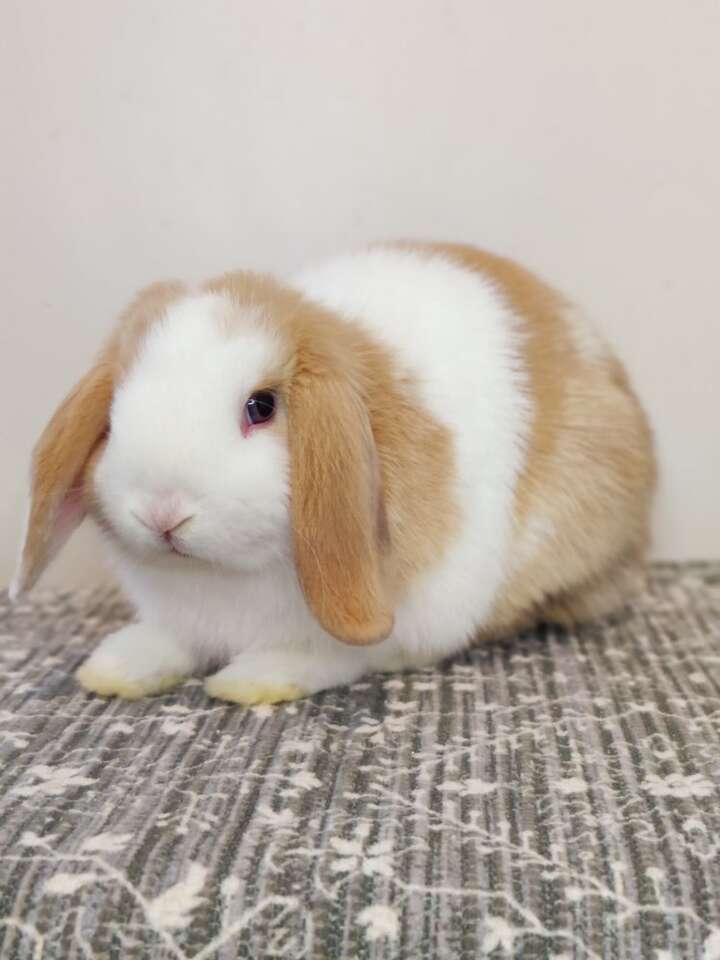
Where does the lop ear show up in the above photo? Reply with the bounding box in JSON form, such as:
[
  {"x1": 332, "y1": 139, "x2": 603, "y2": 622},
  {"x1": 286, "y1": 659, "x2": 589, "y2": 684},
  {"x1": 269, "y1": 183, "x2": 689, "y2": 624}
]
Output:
[
  {"x1": 10, "y1": 279, "x2": 187, "y2": 600},
  {"x1": 11, "y1": 356, "x2": 115, "y2": 600},
  {"x1": 288, "y1": 374, "x2": 394, "y2": 645}
]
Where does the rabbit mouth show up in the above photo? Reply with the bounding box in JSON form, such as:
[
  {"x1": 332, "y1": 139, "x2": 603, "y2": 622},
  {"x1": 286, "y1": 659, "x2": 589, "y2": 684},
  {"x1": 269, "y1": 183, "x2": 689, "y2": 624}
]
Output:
[
  {"x1": 169, "y1": 544, "x2": 192, "y2": 559},
  {"x1": 165, "y1": 537, "x2": 193, "y2": 560}
]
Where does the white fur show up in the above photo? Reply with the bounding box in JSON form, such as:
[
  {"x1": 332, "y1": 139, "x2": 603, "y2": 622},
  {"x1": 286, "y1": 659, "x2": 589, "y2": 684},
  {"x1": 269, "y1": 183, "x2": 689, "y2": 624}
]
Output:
[
  {"x1": 84, "y1": 249, "x2": 532, "y2": 703},
  {"x1": 75, "y1": 623, "x2": 193, "y2": 699},
  {"x1": 96, "y1": 294, "x2": 290, "y2": 572}
]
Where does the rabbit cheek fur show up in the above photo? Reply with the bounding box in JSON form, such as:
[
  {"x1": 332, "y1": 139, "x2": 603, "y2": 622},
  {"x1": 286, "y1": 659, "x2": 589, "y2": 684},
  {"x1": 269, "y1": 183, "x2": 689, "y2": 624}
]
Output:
[{"x1": 13, "y1": 244, "x2": 655, "y2": 704}]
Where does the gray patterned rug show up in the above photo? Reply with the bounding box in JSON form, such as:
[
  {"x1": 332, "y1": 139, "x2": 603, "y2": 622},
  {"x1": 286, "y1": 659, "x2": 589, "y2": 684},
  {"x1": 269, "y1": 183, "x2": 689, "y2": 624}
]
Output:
[{"x1": 0, "y1": 562, "x2": 719, "y2": 959}]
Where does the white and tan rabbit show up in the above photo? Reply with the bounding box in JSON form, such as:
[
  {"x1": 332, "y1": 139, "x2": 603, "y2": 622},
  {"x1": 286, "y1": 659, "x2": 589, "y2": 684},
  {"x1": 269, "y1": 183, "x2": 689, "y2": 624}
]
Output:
[{"x1": 12, "y1": 242, "x2": 656, "y2": 704}]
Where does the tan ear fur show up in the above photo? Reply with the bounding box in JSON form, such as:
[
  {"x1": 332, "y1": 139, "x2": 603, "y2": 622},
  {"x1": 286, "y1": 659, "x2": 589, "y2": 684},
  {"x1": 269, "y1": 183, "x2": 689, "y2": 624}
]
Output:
[
  {"x1": 11, "y1": 281, "x2": 187, "y2": 599},
  {"x1": 288, "y1": 344, "x2": 394, "y2": 646},
  {"x1": 11, "y1": 358, "x2": 115, "y2": 598}
]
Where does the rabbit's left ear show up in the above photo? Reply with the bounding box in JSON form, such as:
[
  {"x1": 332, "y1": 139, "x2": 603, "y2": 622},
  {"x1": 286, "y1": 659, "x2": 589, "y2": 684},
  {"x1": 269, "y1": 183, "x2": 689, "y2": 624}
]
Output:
[{"x1": 11, "y1": 356, "x2": 115, "y2": 600}]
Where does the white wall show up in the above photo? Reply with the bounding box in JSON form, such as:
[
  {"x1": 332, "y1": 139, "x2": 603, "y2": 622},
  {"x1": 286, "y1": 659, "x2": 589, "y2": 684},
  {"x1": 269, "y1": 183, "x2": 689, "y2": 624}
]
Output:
[{"x1": 2, "y1": 0, "x2": 719, "y2": 589}]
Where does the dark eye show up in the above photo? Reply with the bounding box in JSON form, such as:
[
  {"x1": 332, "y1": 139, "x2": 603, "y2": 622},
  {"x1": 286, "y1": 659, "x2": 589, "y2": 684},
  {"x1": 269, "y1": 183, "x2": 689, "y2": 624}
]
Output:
[{"x1": 245, "y1": 390, "x2": 276, "y2": 426}]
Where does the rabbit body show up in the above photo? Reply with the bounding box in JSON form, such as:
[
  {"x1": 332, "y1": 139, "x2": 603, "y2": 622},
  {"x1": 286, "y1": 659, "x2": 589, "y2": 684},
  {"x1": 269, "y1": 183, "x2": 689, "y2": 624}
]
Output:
[{"x1": 15, "y1": 244, "x2": 655, "y2": 703}]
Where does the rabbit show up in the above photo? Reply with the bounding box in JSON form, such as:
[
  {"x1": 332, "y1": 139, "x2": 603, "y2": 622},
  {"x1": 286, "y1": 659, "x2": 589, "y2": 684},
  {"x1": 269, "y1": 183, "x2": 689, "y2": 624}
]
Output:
[{"x1": 12, "y1": 242, "x2": 656, "y2": 704}]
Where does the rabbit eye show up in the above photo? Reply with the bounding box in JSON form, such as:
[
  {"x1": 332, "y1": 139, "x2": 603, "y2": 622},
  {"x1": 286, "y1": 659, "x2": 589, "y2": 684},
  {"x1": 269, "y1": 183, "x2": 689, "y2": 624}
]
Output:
[{"x1": 245, "y1": 390, "x2": 276, "y2": 427}]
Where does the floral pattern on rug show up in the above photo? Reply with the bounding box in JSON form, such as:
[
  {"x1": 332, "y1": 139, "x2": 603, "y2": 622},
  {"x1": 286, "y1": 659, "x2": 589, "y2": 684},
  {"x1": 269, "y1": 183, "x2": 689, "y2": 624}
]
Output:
[{"x1": 1, "y1": 562, "x2": 719, "y2": 958}]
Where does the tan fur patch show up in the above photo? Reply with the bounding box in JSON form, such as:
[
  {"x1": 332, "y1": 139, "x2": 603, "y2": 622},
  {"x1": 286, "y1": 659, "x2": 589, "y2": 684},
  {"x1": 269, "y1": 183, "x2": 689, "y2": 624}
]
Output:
[
  {"x1": 109, "y1": 281, "x2": 188, "y2": 373},
  {"x1": 15, "y1": 361, "x2": 116, "y2": 594},
  {"x1": 205, "y1": 271, "x2": 458, "y2": 643},
  {"x1": 402, "y1": 242, "x2": 656, "y2": 634}
]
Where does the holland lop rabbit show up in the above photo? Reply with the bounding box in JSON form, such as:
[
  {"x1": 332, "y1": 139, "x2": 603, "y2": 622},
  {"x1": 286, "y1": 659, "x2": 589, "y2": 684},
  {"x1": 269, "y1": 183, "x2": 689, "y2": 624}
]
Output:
[{"x1": 13, "y1": 243, "x2": 656, "y2": 703}]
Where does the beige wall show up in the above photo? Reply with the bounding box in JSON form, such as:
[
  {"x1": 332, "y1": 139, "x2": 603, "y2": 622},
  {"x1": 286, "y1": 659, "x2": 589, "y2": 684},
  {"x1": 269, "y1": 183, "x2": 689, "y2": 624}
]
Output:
[{"x1": 1, "y1": 0, "x2": 719, "y2": 589}]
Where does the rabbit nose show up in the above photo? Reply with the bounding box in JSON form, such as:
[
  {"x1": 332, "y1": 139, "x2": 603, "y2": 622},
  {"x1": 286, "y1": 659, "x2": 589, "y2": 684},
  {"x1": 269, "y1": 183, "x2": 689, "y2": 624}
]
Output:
[{"x1": 132, "y1": 505, "x2": 194, "y2": 537}]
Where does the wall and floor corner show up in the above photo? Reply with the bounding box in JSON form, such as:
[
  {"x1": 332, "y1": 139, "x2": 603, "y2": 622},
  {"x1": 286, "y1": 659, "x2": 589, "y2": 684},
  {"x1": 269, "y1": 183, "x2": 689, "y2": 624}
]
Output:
[{"x1": 1, "y1": 0, "x2": 719, "y2": 589}]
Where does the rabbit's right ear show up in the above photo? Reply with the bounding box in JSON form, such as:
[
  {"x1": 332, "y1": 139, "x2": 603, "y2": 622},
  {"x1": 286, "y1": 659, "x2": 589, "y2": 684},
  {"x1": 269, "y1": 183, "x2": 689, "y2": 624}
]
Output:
[
  {"x1": 10, "y1": 280, "x2": 187, "y2": 600},
  {"x1": 10, "y1": 355, "x2": 115, "y2": 600}
]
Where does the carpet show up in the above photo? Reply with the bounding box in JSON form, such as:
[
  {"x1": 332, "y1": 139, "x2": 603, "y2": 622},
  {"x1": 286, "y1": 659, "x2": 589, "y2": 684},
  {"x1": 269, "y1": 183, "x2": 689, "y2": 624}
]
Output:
[{"x1": 0, "y1": 562, "x2": 719, "y2": 958}]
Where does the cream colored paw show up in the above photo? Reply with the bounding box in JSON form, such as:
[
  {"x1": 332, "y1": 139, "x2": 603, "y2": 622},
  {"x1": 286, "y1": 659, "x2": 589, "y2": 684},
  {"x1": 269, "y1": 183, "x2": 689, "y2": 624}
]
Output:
[
  {"x1": 204, "y1": 675, "x2": 305, "y2": 705},
  {"x1": 76, "y1": 663, "x2": 185, "y2": 700},
  {"x1": 76, "y1": 623, "x2": 193, "y2": 700}
]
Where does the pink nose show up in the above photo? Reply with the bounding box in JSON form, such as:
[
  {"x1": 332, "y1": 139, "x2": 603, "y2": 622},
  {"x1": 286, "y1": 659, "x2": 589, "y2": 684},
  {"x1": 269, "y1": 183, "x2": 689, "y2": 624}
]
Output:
[{"x1": 133, "y1": 506, "x2": 194, "y2": 538}]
